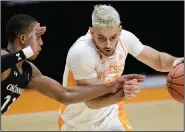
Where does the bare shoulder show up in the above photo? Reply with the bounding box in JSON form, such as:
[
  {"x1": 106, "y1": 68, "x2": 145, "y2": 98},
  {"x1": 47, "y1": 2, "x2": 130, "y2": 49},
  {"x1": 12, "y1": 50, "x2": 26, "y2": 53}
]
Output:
[
  {"x1": 1, "y1": 50, "x2": 12, "y2": 80},
  {"x1": 26, "y1": 61, "x2": 42, "y2": 78},
  {"x1": 1, "y1": 50, "x2": 9, "y2": 55}
]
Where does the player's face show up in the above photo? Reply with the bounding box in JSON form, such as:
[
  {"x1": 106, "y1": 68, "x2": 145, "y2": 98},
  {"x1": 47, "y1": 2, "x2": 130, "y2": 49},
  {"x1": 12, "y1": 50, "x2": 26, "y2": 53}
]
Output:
[
  {"x1": 30, "y1": 35, "x2": 43, "y2": 60},
  {"x1": 90, "y1": 26, "x2": 121, "y2": 57},
  {"x1": 30, "y1": 36, "x2": 43, "y2": 60},
  {"x1": 21, "y1": 22, "x2": 43, "y2": 60},
  {"x1": 30, "y1": 22, "x2": 43, "y2": 60}
]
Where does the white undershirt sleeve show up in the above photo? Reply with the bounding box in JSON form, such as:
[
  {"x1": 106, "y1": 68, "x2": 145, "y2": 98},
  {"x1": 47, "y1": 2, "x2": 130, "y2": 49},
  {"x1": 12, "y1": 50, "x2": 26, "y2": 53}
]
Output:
[
  {"x1": 67, "y1": 42, "x2": 98, "y2": 80},
  {"x1": 121, "y1": 30, "x2": 144, "y2": 57}
]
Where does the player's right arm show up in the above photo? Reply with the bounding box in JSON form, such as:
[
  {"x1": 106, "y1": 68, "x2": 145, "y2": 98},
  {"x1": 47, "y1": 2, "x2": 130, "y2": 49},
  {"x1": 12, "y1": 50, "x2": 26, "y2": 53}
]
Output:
[
  {"x1": 1, "y1": 23, "x2": 46, "y2": 73},
  {"x1": 1, "y1": 47, "x2": 34, "y2": 73},
  {"x1": 1, "y1": 50, "x2": 30, "y2": 81}
]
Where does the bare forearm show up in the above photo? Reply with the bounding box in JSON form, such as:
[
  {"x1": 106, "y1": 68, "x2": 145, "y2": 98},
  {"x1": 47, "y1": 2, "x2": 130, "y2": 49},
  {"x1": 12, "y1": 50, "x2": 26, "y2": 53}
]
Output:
[
  {"x1": 65, "y1": 82, "x2": 116, "y2": 104},
  {"x1": 31, "y1": 76, "x2": 117, "y2": 105},
  {"x1": 159, "y1": 52, "x2": 175, "y2": 72},
  {"x1": 85, "y1": 89, "x2": 125, "y2": 109},
  {"x1": 136, "y1": 46, "x2": 178, "y2": 72}
]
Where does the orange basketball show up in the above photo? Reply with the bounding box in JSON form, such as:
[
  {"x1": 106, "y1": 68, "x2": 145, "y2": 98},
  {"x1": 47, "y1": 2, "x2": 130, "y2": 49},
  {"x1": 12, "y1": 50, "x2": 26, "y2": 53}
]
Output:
[{"x1": 166, "y1": 63, "x2": 184, "y2": 103}]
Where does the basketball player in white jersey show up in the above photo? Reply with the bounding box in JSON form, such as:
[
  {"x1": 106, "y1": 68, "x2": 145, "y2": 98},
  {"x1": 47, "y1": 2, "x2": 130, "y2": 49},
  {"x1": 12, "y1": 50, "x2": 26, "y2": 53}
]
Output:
[{"x1": 58, "y1": 5, "x2": 184, "y2": 131}]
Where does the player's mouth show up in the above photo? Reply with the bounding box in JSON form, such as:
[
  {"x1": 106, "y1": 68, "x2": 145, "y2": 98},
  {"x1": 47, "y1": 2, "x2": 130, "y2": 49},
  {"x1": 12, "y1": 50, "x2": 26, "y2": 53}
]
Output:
[{"x1": 105, "y1": 49, "x2": 112, "y2": 52}]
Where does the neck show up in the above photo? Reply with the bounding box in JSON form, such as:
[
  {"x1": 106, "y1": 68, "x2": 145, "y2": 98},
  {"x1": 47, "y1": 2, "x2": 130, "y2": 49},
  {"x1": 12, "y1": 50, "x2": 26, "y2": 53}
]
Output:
[
  {"x1": 7, "y1": 41, "x2": 23, "y2": 51},
  {"x1": 7, "y1": 42, "x2": 25, "y2": 68}
]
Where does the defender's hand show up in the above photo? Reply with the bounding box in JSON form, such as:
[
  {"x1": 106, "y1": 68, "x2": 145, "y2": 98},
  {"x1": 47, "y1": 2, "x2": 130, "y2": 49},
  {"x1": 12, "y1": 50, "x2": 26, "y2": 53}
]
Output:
[
  {"x1": 123, "y1": 79, "x2": 141, "y2": 99},
  {"x1": 27, "y1": 23, "x2": 46, "y2": 55},
  {"x1": 112, "y1": 74, "x2": 145, "y2": 93}
]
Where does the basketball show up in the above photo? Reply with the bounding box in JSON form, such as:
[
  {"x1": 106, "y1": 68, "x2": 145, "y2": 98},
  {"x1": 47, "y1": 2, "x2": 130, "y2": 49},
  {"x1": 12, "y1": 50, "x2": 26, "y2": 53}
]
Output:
[{"x1": 166, "y1": 63, "x2": 184, "y2": 103}]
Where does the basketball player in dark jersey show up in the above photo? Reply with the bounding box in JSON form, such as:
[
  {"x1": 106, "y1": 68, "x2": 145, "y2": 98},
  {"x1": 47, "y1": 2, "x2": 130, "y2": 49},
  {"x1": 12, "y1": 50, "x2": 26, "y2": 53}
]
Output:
[{"x1": 1, "y1": 14, "x2": 145, "y2": 115}]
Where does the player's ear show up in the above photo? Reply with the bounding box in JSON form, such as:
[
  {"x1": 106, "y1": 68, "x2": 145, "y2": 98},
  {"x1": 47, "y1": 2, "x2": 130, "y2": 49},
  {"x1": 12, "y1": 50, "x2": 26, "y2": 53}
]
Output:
[
  {"x1": 119, "y1": 25, "x2": 122, "y2": 36},
  {"x1": 20, "y1": 34, "x2": 27, "y2": 46},
  {"x1": 89, "y1": 27, "x2": 94, "y2": 35}
]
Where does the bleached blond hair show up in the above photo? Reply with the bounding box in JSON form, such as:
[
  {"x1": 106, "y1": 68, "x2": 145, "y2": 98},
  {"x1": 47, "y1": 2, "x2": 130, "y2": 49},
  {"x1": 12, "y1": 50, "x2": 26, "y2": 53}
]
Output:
[{"x1": 92, "y1": 5, "x2": 121, "y2": 28}]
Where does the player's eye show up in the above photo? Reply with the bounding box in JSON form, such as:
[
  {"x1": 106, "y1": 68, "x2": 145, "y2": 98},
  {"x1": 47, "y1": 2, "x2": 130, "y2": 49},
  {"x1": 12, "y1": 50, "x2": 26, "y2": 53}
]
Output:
[
  {"x1": 98, "y1": 37, "x2": 106, "y2": 42},
  {"x1": 111, "y1": 36, "x2": 117, "y2": 40}
]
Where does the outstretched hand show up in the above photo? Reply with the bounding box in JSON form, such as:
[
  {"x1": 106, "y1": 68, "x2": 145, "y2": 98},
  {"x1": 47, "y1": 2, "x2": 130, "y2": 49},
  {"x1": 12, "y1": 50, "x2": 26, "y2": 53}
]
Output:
[
  {"x1": 114, "y1": 74, "x2": 145, "y2": 99},
  {"x1": 173, "y1": 57, "x2": 184, "y2": 68},
  {"x1": 27, "y1": 23, "x2": 47, "y2": 55}
]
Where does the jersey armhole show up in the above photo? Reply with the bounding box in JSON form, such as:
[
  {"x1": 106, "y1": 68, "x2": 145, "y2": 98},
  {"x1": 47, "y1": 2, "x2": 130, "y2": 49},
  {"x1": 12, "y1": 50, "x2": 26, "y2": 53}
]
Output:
[{"x1": 24, "y1": 60, "x2": 33, "y2": 88}]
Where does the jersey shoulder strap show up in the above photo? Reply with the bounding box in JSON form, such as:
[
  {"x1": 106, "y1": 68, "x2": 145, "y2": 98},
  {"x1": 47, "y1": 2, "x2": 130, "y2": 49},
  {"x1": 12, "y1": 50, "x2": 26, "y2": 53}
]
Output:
[{"x1": 23, "y1": 60, "x2": 33, "y2": 82}]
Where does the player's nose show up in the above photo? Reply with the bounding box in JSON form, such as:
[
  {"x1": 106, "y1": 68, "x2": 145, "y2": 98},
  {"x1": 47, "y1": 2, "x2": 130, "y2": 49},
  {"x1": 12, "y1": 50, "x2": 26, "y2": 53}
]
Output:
[{"x1": 105, "y1": 40, "x2": 111, "y2": 48}]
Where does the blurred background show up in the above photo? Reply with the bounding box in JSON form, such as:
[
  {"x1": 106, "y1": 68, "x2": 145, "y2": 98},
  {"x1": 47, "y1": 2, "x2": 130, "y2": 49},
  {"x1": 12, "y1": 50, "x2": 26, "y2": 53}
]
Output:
[{"x1": 1, "y1": 1, "x2": 184, "y2": 131}]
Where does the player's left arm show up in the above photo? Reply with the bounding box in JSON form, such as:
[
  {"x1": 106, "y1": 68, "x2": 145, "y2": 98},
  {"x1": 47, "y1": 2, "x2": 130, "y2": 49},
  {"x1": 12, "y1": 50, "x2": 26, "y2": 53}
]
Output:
[
  {"x1": 136, "y1": 45, "x2": 184, "y2": 72},
  {"x1": 124, "y1": 31, "x2": 183, "y2": 72},
  {"x1": 27, "y1": 62, "x2": 121, "y2": 105}
]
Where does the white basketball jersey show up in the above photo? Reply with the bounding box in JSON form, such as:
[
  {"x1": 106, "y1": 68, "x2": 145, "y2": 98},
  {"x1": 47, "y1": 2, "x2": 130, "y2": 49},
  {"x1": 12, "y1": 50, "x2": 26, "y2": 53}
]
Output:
[{"x1": 60, "y1": 29, "x2": 144, "y2": 125}]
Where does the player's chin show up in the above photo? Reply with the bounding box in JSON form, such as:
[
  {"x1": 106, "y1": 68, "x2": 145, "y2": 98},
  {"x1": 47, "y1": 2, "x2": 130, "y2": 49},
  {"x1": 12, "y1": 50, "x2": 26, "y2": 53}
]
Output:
[
  {"x1": 30, "y1": 54, "x2": 39, "y2": 60},
  {"x1": 103, "y1": 51, "x2": 114, "y2": 57}
]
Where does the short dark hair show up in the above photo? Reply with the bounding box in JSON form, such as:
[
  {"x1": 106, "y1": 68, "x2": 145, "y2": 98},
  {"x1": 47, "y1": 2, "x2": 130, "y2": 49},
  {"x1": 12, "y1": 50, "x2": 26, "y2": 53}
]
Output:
[{"x1": 6, "y1": 14, "x2": 37, "y2": 43}]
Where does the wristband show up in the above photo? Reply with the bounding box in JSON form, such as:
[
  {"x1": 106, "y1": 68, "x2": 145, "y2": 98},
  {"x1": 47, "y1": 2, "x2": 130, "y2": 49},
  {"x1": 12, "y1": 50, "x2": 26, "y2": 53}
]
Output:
[{"x1": 22, "y1": 46, "x2": 34, "y2": 59}]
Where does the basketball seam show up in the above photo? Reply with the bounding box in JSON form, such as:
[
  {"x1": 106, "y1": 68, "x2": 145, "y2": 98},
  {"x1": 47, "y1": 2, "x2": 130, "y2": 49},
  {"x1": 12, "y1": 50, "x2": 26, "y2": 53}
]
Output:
[
  {"x1": 168, "y1": 87, "x2": 184, "y2": 98},
  {"x1": 167, "y1": 63, "x2": 184, "y2": 103},
  {"x1": 168, "y1": 86, "x2": 174, "y2": 99},
  {"x1": 170, "y1": 74, "x2": 184, "y2": 79},
  {"x1": 170, "y1": 64, "x2": 184, "y2": 77},
  {"x1": 167, "y1": 81, "x2": 184, "y2": 86}
]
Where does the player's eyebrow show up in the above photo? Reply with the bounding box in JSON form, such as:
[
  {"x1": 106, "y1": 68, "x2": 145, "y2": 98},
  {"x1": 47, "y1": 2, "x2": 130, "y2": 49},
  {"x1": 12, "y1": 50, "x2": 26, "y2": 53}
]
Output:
[
  {"x1": 98, "y1": 34, "x2": 118, "y2": 38},
  {"x1": 111, "y1": 34, "x2": 118, "y2": 37},
  {"x1": 98, "y1": 34, "x2": 106, "y2": 38}
]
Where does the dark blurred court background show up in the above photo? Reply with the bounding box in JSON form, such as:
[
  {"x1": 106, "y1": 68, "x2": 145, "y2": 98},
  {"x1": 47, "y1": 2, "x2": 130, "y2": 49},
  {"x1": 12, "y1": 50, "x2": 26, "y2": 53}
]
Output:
[
  {"x1": 1, "y1": 2, "x2": 184, "y2": 131},
  {"x1": 2, "y1": 1, "x2": 184, "y2": 82}
]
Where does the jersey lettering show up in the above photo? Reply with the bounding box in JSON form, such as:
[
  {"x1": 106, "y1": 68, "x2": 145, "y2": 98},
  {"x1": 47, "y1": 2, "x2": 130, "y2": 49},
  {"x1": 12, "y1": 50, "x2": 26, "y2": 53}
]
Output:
[{"x1": 6, "y1": 84, "x2": 25, "y2": 94}]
